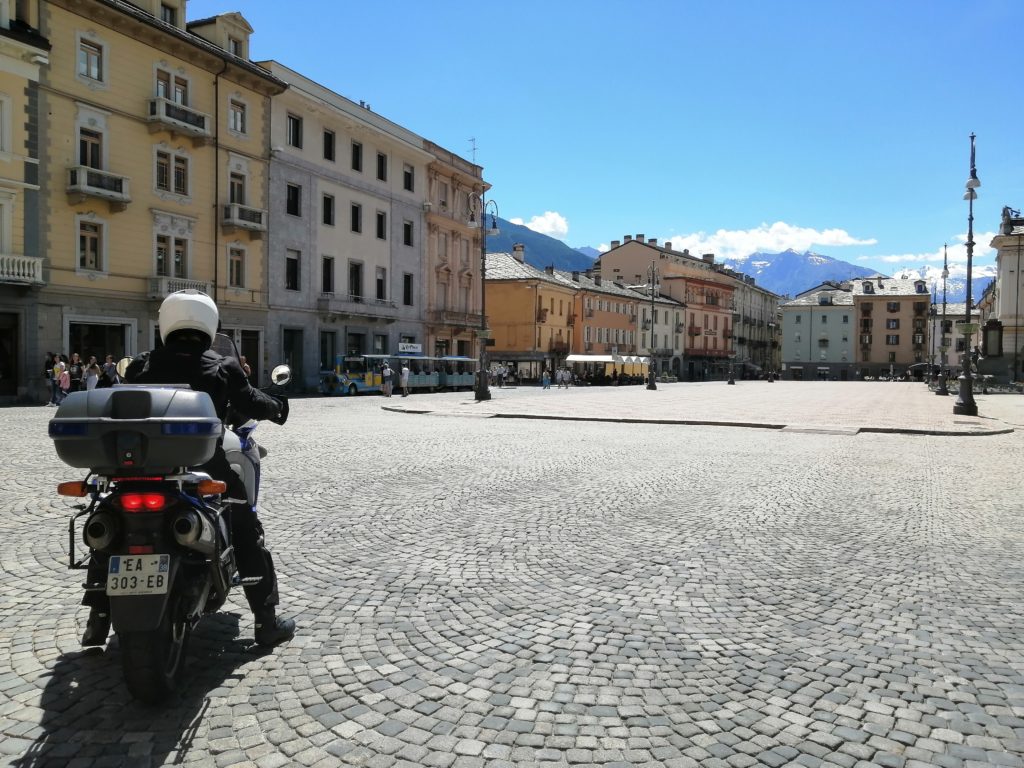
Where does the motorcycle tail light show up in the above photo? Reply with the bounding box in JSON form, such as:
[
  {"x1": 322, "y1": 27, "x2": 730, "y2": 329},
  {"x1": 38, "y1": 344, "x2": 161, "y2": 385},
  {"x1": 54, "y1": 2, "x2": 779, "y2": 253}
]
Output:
[
  {"x1": 128, "y1": 545, "x2": 154, "y2": 555},
  {"x1": 118, "y1": 492, "x2": 168, "y2": 512}
]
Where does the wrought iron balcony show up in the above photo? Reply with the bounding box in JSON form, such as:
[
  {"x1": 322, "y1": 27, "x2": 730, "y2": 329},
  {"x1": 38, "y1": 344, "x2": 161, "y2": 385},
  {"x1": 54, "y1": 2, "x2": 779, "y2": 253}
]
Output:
[
  {"x1": 0, "y1": 254, "x2": 43, "y2": 285},
  {"x1": 149, "y1": 276, "x2": 211, "y2": 299},
  {"x1": 428, "y1": 309, "x2": 479, "y2": 327},
  {"x1": 67, "y1": 165, "x2": 131, "y2": 209},
  {"x1": 317, "y1": 293, "x2": 397, "y2": 322},
  {"x1": 223, "y1": 203, "x2": 267, "y2": 234},
  {"x1": 147, "y1": 97, "x2": 212, "y2": 141}
]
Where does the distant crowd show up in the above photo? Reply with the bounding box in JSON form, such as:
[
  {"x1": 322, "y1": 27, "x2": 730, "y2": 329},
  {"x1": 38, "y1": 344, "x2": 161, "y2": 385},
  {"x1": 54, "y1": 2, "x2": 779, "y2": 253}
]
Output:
[{"x1": 43, "y1": 352, "x2": 120, "y2": 406}]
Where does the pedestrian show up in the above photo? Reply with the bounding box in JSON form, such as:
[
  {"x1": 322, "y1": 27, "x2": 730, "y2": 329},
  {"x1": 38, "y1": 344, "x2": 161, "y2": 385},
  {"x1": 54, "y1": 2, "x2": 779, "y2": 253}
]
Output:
[
  {"x1": 99, "y1": 354, "x2": 119, "y2": 388},
  {"x1": 57, "y1": 365, "x2": 71, "y2": 403},
  {"x1": 542, "y1": 369, "x2": 551, "y2": 389},
  {"x1": 381, "y1": 362, "x2": 393, "y2": 397},
  {"x1": 240, "y1": 355, "x2": 252, "y2": 380},
  {"x1": 84, "y1": 355, "x2": 101, "y2": 390},
  {"x1": 46, "y1": 353, "x2": 63, "y2": 405},
  {"x1": 400, "y1": 362, "x2": 410, "y2": 396},
  {"x1": 67, "y1": 352, "x2": 84, "y2": 392}
]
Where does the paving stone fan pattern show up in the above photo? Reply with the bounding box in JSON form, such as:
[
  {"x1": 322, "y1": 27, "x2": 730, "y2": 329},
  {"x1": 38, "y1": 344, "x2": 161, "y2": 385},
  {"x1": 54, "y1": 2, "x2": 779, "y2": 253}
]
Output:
[{"x1": 0, "y1": 389, "x2": 1022, "y2": 768}]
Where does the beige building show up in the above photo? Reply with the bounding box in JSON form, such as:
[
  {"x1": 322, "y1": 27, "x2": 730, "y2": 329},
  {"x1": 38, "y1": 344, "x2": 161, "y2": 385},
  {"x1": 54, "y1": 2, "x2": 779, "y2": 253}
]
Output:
[
  {"x1": 423, "y1": 141, "x2": 484, "y2": 360},
  {"x1": 851, "y1": 275, "x2": 931, "y2": 377},
  {"x1": 0, "y1": 4, "x2": 49, "y2": 401},
  {"x1": 28, "y1": 0, "x2": 283, "y2": 395}
]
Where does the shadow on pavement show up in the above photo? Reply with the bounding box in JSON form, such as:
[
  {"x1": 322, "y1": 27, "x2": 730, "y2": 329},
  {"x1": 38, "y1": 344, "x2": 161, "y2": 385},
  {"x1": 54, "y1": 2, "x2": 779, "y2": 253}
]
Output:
[{"x1": 14, "y1": 612, "x2": 266, "y2": 767}]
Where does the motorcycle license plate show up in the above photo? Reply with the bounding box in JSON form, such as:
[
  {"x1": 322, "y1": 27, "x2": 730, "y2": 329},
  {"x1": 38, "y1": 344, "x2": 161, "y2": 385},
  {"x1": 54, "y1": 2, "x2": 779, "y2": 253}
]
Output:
[{"x1": 107, "y1": 554, "x2": 170, "y2": 596}]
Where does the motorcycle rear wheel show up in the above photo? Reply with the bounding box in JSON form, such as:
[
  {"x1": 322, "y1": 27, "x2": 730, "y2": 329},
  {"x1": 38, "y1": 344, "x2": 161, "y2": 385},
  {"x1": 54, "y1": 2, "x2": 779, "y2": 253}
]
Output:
[{"x1": 120, "y1": 600, "x2": 191, "y2": 704}]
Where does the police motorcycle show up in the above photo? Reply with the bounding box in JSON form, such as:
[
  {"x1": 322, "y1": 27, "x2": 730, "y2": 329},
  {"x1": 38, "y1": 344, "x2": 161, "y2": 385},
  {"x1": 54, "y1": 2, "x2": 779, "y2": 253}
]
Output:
[{"x1": 48, "y1": 335, "x2": 289, "y2": 703}]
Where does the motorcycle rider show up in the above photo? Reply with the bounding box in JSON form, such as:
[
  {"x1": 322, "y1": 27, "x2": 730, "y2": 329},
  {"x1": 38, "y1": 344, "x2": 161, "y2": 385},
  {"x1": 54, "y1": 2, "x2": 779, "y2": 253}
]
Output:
[{"x1": 81, "y1": 290, "x2": 295, "y2": 648}]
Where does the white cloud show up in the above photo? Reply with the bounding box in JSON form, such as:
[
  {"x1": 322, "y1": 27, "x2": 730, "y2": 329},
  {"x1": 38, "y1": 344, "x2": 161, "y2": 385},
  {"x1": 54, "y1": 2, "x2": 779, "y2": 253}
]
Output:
[
  {"x1": 509, "y1": 211, "x2": 569, "y2": 240},
  {"x1": 663, "y1": 221, "x2": 877, "y2": 263},
  {"x1": 863, "y1": 232, "x2": 998, "y2": 275}
]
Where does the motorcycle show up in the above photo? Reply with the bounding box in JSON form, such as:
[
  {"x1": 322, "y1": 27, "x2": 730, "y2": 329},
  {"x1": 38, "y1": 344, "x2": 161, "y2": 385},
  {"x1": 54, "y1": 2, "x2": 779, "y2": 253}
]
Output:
[{"x1": 48, "y1": 337, "x2": 289, "y2": 703}]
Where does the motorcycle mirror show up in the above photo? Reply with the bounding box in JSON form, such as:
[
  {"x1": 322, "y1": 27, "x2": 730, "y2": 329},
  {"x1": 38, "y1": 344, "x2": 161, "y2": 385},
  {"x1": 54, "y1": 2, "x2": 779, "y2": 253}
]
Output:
[
  {"x1": 115, "y1": 357, "x2": 132, "y2": 379},
  {"x1": 271, "y1": 364, "x2": 291, "y2": 386}
]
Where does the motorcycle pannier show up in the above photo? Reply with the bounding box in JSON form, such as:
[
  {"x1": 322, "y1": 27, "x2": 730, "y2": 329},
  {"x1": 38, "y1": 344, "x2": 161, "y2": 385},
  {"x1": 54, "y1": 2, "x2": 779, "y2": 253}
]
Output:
[{"x1": 49, "y1": 386, "x2": 222, "y2": 474}]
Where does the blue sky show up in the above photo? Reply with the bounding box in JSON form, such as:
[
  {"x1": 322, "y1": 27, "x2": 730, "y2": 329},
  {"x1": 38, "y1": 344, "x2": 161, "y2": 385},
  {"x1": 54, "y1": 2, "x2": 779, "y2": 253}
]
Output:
[{"x1": 190, "y1": 0, "x2": 1023, "y2": 282}]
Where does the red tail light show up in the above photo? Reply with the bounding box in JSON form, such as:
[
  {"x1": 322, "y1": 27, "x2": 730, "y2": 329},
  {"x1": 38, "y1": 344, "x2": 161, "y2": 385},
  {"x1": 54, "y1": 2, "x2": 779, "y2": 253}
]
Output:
[{"x1": 118, "y1": 493, "x2": 168, "y2": 512}]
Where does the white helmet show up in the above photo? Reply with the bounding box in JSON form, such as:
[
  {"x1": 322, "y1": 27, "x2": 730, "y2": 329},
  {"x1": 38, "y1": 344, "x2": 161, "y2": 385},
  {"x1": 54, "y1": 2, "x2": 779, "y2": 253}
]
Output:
[{"x1": 158, "y1": 290, "x2": 219, "y2": 345}]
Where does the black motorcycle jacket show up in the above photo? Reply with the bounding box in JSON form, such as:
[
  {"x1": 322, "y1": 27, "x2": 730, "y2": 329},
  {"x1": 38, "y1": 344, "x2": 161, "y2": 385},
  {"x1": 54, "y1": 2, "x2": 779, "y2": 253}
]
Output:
[{"x1": 125, "y1": 340, "x2": 281, "y2": 423}]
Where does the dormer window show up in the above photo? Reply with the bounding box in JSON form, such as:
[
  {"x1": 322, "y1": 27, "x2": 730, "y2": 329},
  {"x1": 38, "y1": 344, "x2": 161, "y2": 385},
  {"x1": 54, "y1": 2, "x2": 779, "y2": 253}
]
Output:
[
  {"x1": 228, "y1": 36, "x2": 243, "y2": 58},
  {"x1": 863, "y1": 282, "x2": 874, "y2": 294},
  {"x1": 915, "y1": 280, "x2": 927, "y2": 293}
]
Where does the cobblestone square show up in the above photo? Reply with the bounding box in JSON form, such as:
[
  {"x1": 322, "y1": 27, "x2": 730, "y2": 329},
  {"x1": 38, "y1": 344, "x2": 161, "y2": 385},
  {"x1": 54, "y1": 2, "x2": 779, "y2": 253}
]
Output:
[{"x1": 1, "y1": 382, "x2": 1023, "y2": 767}]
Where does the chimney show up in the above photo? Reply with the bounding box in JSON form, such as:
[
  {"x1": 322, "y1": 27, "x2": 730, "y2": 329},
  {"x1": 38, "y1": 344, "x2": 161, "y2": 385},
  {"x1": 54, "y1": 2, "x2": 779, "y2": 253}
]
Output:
[
  {"x1": 664, "y1": 241, "x2": 672, "y2": 251},
  {"x1": 585, "y1": 268, "x2": 593, "y2": 278},
  {"x1": 610, "y1": 240, "x2": 620, "y2": 248},
  {"x1": 702, "y1": 253, "x2": 715, "y2": 264},
  {"x1": 571, "y1": 271, "x2": 580, "y2": 282},
  {"x1": 648, "y1": 237, "x2": 657, "y2": 246},
  {"x1": 512, "y1": 243, "x2": 525, "y2": 263},
  {"x1": 624, "y1": 235, "x2": 633, "y2": 242},
  {"x1": 545, "y1": 265, "x2": 554, "y2": 274},
  {"x1": 636, "y1": 234, "x2": 644, "y2": 242},
  {"x1": 594, "y1": 275, "x2": 602, "y2": 287}
]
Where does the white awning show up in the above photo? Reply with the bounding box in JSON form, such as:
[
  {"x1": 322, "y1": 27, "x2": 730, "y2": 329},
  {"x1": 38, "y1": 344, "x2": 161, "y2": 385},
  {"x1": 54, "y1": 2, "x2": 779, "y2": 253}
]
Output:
[{"x1": 565, "y1": 354, "x2": 650, "y2": 364}]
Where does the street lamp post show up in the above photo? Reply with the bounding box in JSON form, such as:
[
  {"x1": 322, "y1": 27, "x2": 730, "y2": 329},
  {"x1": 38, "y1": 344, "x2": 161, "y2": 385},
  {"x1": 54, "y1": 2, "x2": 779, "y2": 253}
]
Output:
[
  {"x1": 647, "y1": 261, "x2": 657, "y2": 390},
  {"x1": 472, "y1": 197, "x2": 499, "y2": 402},
  {"x1": 937, "y1": 244, "x2": 950, "y2": 396},
  {"x1": 929, "y1": 281, "x2": 937, "y2": 386},
  {"x1": 954, "y1": 133, "x2": 980, "y2": 416}
]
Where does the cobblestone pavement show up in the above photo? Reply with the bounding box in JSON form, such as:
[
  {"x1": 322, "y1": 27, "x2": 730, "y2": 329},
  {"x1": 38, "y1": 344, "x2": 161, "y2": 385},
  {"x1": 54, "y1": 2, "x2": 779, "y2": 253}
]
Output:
[{"x1": 1, "y1": 383, "x2": 1023, "y2": 767}]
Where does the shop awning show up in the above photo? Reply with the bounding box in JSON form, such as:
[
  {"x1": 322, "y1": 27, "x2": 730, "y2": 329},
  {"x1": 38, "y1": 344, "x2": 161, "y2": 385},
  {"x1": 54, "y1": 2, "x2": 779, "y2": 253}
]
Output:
[{"x1": 565, "y1": 354, "x2": 650, "y2": 364}]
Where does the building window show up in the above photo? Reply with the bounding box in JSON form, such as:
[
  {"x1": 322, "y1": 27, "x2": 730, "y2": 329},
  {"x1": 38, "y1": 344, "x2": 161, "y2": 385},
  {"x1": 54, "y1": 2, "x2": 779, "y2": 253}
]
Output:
[
  {"x1": 376, "y1": 152, "x2": 387, "y2": 182},
  {"x1": 886, "y1": 334, "x2": 899, "y2": 345},
  {"x1": 403, "y1": 220, "x2": 413, "y2": 246},
  {"x1": 227, "y1": 36, "x2": 243, "y2": 57},
  {"x1": 78, "y1": 39, "x2": 103, "y2": 82},
  {"x1": 403, "y1": 273, "x2": 414, "y2": 306},
  {"x1": 156, "y1": 69, "x2": 188, "y2": 104},
  {"x1": 349, "y1": 261, "x2": 363, "y2": 300},
  {"x1": 79, "y1": 220, "x2": 102, "y2": 271},
  {"x1": 80, "y1": 128, "x2": 101, "y2": 168},
  {"x1": 322, "y1": 194, "x2": 334, "y2": 226},
  {"x1": 438, "y1": 181, "x2": 449, "y2": 209},
  {"x1": 285, "y1": 249, "x2": 300, "y2": 291},
  {"x1": 155, "y1": 234, "x2": 187, "y2": 278},
  {"x1": 229, "y1": 172, "x2": 245, "y2": 204},
  {"x1": 821, "y1": 315, "x2": 828, "y2": 325},
  {"x1": 403, "y1": 163, "x2": 414, "y2": 192},
  {"x1": 794, "y1": 314, "x2": 801, "y2": 324},
  {"x1": 286, "y1": 183, "x2": 301, "y2": 216},
  {"x1": 843, "y1": 315, "x2": 849, "y2": 324},
  {"x1": 887, "y1": 301, "x2": 900, "y2": 312},
  {"x1": 376, "y1": 267, "x2": 386, "y2": 301},
  {"x1": 351, "y1": 141, "x2": 362, "y2": 172},
  {"x1": 321, "y1": 256, "x2": 334, "y2": 293},
  {"x1": 229, "y1": 100, "x2": 247, "y2": 133},
  {"x1": 323, "y1": 130, "x2": 335, "y2": 161},
  {"x1": 173, "y1": 155, "x2": 188, "y2": 195},
  {"x1": 886, "y1": 318, "x2": 899, "y2": 330},
  {"x1": 160, "y1": 3, "x2": 177, "y2": 25},
  {"x1": 155, "y1": 149, "x2": 190, "y2": 196},
  {"x1": 350, "y1": 203, "x2": 362, "y2": 233},
  {"x1": 228, "y1": 246, "x2": 245, "y2": 288},
  {"x1": 286, "y1": 114, "x2": 302, "y2": 148},
  {"x1": 376, "y1": 211, "x2": 386, "y2": 240},
  {"x1": 156, "y1": 151, "x2": 170, "y2": 190}
]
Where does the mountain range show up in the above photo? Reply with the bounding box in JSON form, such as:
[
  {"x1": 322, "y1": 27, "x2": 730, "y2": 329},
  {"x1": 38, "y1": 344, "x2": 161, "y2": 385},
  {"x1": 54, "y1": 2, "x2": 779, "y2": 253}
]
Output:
[{"x1": 488, "y1": 218, "x2": 991, "y2": 302}]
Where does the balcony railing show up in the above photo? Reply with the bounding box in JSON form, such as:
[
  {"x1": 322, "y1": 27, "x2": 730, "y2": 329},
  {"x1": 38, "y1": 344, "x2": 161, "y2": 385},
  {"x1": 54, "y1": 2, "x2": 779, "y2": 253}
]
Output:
[
  {"x1": 0, "y1": 254, "x2": 43, "y2": 284},
  {"x1": 428, "y1": 309, "x2": 479, "y2": 327},
  {"x1": 537, "y1": 308, "x2": 548, "y2": 322},
  {"x1": 67, "y1": 166, "x2": 131, "y2": 207},
  {"x1": 317, "y1": 293, "x2": 397, "y2": 321},
  {"x1": 653, "y1": 347, "x2": 673, "y2": 357},
  {"x1": 149, "y1": 276, "x2": 211, "y2": 299},
  {"x1": 223, "y1": 203, "x2": 267, "y2": 233},
  {"x1": 147, "y1": 97, "x2": 212, "y2": 141},
  {"x1": 549, "y1": 341, "x2": 569, "y2": 354}
]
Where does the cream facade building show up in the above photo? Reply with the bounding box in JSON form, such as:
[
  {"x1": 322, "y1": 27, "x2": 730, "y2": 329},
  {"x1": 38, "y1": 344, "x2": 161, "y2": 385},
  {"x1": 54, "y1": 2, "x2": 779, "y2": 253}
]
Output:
[
  {"x1": 851, "y1": 275, "x2": 931, "y2": 378},
  {"x1": 28, "y1": 0, "x2": 283, "y2": 395},
  {"x1": 0, "y1": 2, "x2": 48, "y2": 400}
]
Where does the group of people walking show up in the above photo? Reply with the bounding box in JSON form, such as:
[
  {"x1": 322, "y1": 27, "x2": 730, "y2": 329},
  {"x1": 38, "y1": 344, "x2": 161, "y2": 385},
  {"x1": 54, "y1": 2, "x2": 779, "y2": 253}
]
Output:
[
  {"x1": 379, "y1": 362, "x2": 411, "y2": 397},
  {"x1": 44, "y1": 352, "x2": 121, "y2": 406}
]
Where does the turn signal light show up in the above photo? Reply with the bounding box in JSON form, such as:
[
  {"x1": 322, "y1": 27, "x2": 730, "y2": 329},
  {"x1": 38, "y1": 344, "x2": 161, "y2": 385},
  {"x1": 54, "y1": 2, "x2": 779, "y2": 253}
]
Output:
[
  {"x1": 119, "y1": 493, "x2": 168, "y2": 512},
  {"x1": 57, "y1": 481, "x2": 89, "y2": 497},
  {"x1": 196, "y1": 479, "x2": 227, "y2": 496}
]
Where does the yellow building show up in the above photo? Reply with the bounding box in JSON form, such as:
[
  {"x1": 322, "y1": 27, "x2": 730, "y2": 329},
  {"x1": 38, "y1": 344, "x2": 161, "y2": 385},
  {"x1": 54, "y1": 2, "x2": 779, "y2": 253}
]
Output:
[
  {"x1": 31, "y1": 0, "x2": 283, "y2": 392},
  {"x1": 485, "y1": 245, "x2": 577, "y2": 381},
  {"x1": 0, "y1": 5, "x2": 49, "y2": 401}
]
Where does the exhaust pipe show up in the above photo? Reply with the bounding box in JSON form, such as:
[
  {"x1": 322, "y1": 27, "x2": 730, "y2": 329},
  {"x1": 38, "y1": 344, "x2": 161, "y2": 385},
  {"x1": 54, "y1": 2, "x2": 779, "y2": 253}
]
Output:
[
  {"x1": 84, "y1": 511, "x2": 118, "y2": 551},
  {"x1": 172, "y1": 511, "x2": 217, "y2": 555}
]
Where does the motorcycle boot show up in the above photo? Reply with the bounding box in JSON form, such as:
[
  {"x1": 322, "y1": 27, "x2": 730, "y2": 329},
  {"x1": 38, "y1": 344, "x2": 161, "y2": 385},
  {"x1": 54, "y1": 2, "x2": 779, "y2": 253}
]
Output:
[
  {"x1": 254, "y1": 609, "x2": 295, "y2": 647},
  {"x1": 81, "y1": 609, "x2": 111, "y2": 646}
]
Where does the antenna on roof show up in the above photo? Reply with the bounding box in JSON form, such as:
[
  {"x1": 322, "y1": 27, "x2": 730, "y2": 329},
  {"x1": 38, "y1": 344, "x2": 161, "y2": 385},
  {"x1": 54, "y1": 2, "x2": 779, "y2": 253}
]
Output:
[{"x1": 468, "y1": 137, "x2": 477, "y2": 163}]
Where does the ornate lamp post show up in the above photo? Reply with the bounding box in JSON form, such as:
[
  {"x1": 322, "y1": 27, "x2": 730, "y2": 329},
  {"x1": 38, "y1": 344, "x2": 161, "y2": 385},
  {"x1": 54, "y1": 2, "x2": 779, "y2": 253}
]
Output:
[
  {"x1": 937, "y1": 245, "x2": 950, "y2": 396},
  {"x1": 953, "y1": 133, "x2": 979, "y2": 415},
  {"x1": 471, "y1": 197, "x2": 499, "y2": 402}
]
